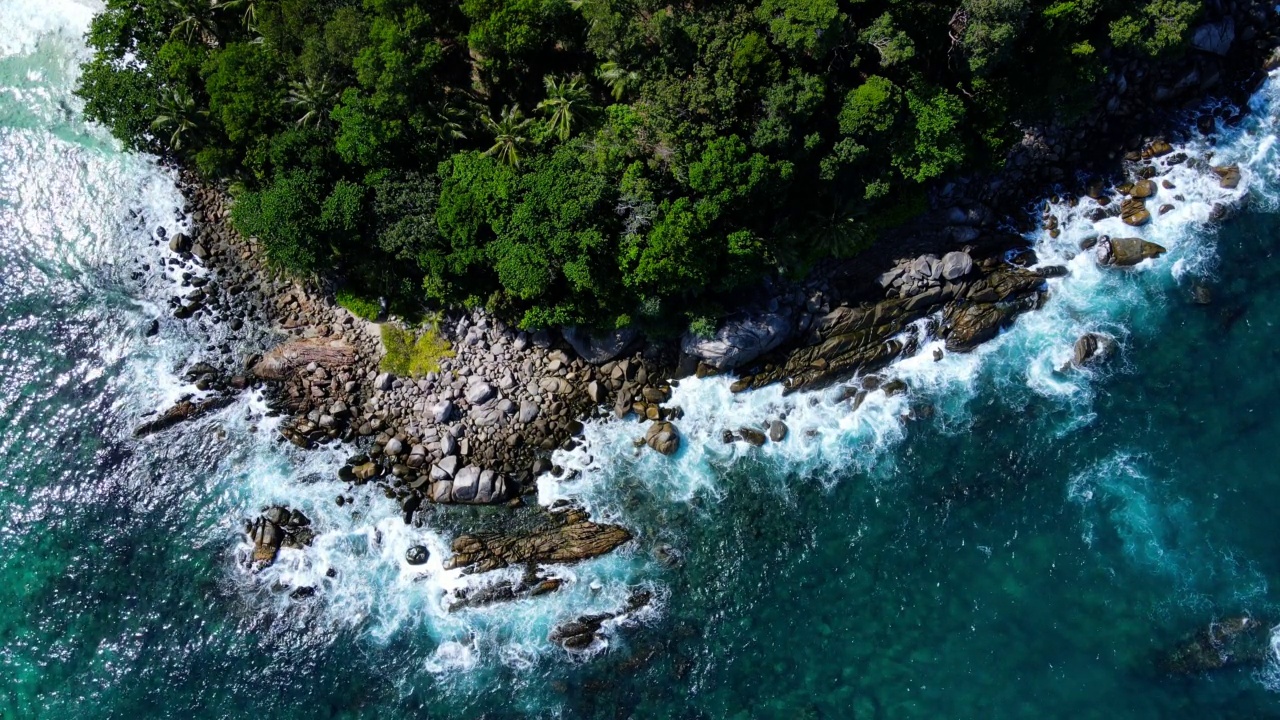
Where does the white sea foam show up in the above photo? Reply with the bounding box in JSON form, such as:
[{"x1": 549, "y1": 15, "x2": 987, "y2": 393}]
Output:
[{"x1": 15, "y1": 0, "x2": 1280, "y2": 683}]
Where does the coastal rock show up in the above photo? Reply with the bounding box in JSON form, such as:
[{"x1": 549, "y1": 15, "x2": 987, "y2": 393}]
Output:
[
  {"x1": 562, "y1": 326, "x2": 641, "y2": 364},
  {"x1": 465, "y1": 382, "x2": 495, "y2": 405},
  {"x1": 1120, "y1": 198, "x2": 1151, "y2": 226},
  {"x1": 550, "y1": 590, "x2": 653, "y2": 650},
  {"x1": 445, "y1": 514, "x2": 633, "y2": 573},
  {"x1": 941, "y1": 296, "x2": 1039, "y2": 353},
  {"x1": 768, "y1": 420, "x2": 788, "y2": 442},
  {"x1": 430, "y1": 400, "x2": 455, "y2": 423},
  {"x1": 1213, "y1": 164, "x2": 1241, "y2": 189},
  {"x1": 738, "y1": 427, "x2": 767, "y2": 446},
  {"x1": 1069, "y1": 333, "x2": 1117, "y2": 368},
  {"x1": 681, "y1": 308, "x2": 796, "y2": 370},
  {"x1": 133, "y1": 394, "x2": 236, "y2": 437},
  {"x1": 1158, "y1": 615, "x2": 1270, "y2": 674},
  {"x1": 1130, "y1": 179, "x2": 1157, "y2": 198},
  {"x1": 645, "y1": 421, "x2": 680, "y2": 456},
  {"x1": 250, "y1": 339, "x2": 357, "y2": 380},
  {"x1": 1191, "y1": 17, "x2": 1234, "y2": 56},
  {"x1": 939, "y1": 251, "x2": 974, "y2": 281},
  {"x1": 405, "y1": 545, "x2": 430, "y2": 565},
  {"x1": 1096, "y1": 236, "x2": 1166, "y2": 267}
]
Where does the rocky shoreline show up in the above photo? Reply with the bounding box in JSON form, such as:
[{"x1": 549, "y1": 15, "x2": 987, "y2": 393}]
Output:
[{"x1": 131, "y1": 4, "x2": 1280, "y2": 641}]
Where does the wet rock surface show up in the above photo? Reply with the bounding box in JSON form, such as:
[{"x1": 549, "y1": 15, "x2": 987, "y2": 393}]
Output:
[
  {"x1": 1157, "y1": 615, "x2": 1273, "y2": 675},
  {"x1": 549, "y1": 590, "x2": 653, "y2": 650},
  {"x1": 444, "y1": 510, "x2": 633, "y2": 573},
  {"x1": 734, "y1": 255, "x2": 1057, "y2": 394},
  {"x1": 245, "y1": 505, "x2": 315, "y2": 569}
]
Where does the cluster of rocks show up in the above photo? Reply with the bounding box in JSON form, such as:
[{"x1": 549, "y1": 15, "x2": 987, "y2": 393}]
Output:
[
  {"x1": 549, "y1": 590, "x2": 654, "y2": 651},
  {"x1": 447, "y1": 564, "x2": 564, "y2": 611},
  {"x1": 245, "y1": 505, "x2": 315, "y2": 569},
  {"x1": 726, "y1": 249, "x2": 1060, "y2": 394},
  {"x1": 1157, "y1": 614, "x2": 1273, "y2": 675}
]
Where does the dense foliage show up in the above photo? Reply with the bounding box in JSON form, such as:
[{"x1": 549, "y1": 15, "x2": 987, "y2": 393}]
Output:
[{"x1": 78, "y1": 0, "x2": 1203, "y2": 332}]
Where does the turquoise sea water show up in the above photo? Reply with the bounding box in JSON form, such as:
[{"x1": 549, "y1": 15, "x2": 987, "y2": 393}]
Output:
[{"x1": 6, "y1": 1, "x2": 1280, "y2": 717}]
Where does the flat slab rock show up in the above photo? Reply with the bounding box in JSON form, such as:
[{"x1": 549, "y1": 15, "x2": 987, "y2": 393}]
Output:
[
  {"x1": 250, "y1": 339, "x2": 358, "y2": 380},
  {"x1": 445, "y1": 513, "x2": 633, "y2": 573}
]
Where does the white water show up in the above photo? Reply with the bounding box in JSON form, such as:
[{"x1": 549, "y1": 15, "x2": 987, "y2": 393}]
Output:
[{"x1": 11, "y1": 0, "x2": 1280, "y2": 694}]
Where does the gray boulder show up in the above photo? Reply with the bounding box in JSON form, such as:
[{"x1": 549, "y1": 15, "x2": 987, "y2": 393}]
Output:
[
  {"x1": 465, "y1": 382, "x2": 494, "y2": 404},
  {"x1": 430, "y1": 400, "x2": 455, "y2": 423},
  {"x1": 563, "y1": 326, "x2": 642, "y2": 364},
  {"x1": 518, "y1": 399, "x2": 540, "y2": 424},
  {"x1": 939, "y1": 251, "x2": 974, "y2": 281},
  {"x1": 431, "y1": 455, "x2": 460, "y2": 481},
  {"x1": 1191, "y1": 18, "x2": 1234, "y2": 56},
  {"x1": 451, "y1": 465, "x2": 481, "y2": 502},
  {"x1": 680, "y1": 308, "x2": 796, "y2": 370}
]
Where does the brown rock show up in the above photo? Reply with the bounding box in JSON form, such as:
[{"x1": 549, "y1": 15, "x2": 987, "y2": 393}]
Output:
[
  {"x1": 250, "y1": 339, "x2": 358, "y2": 380},
  {"x1": 445, "y1": 516, "x2": 633, "y2": 573}
]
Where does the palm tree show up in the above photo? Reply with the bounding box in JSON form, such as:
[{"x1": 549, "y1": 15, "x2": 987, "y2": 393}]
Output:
[
  {"x1": 168, "y1": 0, "x2": 218, "y2": 45},
  {"x1": 285, "y1": 76, "x2": 336, "y2": 128},
  {"x1": 596, "y1": 61, "x2": 639, "y2": 101},
  {"x1": 151, "y1": 89, "x2": 204, "y2": 151},
  {"x1": 215, "y1": 0, "x2": 257, "y2": 32},
  {"x1": 537, "y1": 75, "x2": 592, "y2": 141},
  {"x1": 430, "y1": 101, "x2": 469, "y2": 146},
  {"x1": 482, "y1": 105, "x2": 533, "y2": 166}
]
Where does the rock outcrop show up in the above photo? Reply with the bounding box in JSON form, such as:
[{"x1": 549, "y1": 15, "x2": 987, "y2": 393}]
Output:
[
  {"x1": 250, "y1": 339, "x2": 358, "y2": 380},
  {"x1": 736, "y1": 259, "x2": 1056, "y2": 394},
  {"x1": 133, "y1": 394, "x2": 236, "y2": 437},
  {"x1": 549, "y1": 590, "x2": 653, "y2": 650},
  {"x1": 1095, "y1": 236, "x2": 1166, "y2": 267},
  {"x1": 681, "y1": 307, "x2": 796, "y2": 370},
  {"x1": 245, "y1": 505, "x2": 315, "y2": 569},
  {"x1": 563, "y1": 326, "x2": 642, "y2": 364},
  {"x1": 445, "y1": 511, "x2": 633, "y2": 573}
]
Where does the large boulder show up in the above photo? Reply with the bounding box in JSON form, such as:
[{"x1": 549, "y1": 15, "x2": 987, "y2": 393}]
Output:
[
  {"x1": 250, "y1": 339, "x2": 358, "y2": 380},
  {"x1": 1096, "y1": 236, "x2": 1166, "y2": 267},
  {"x1": 563, "y1": 326, "x2": 642, "y2": 365},
  {"x1": 1190, "y1": 17, "x2": 1234, "y2": 56},
  {"x1": 645, "y1": 421, "x2": 680, "y2": 456},
  {"x1": 939, "y1": 251, "x2": 974, "y2": 281},
  {"x1": 681, "y1": 308, "x2": 796, "y2": 370}
]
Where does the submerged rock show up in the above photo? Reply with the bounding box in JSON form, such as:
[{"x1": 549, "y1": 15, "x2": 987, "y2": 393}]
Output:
[
  {"x1": 549, "y1": 590, "x2": 653, "y2": 650},
  {"x1": 405, "y1": 545, "x2": 430, "y2": 565},
  {"x1": 1158, "y1": 615, "x2": 1271, "y2": 674}
]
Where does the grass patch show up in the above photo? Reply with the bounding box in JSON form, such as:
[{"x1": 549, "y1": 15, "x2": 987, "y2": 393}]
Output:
[
  {"x1": 380, "y1": 320, "x2": 454, "y2": 377},
  {"x1": 336, "y1": 289, "x2": 381, "y2": 321}
]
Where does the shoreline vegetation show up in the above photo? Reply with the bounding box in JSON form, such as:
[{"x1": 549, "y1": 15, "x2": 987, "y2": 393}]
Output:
[{"x1": 100, "y1": 0, "x2": 1280, "y2": 644}]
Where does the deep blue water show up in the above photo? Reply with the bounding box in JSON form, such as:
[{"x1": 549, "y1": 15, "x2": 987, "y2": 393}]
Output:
[{"x1": 6, "y1": 1, "x2": 1280, "y2": 718}]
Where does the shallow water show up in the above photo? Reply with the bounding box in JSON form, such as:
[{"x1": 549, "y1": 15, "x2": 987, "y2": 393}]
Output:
[{"x1": 6, "y1": 1, "x2": 1280, "y2": 717}]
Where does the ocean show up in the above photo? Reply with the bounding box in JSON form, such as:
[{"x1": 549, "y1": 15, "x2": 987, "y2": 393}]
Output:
[{"x1": 4, "y1": 0, "x2": 1280, "y2": 717}]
